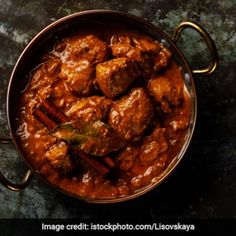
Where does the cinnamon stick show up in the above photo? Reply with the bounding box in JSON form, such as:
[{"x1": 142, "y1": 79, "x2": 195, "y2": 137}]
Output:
[
  {"x1": 33, "y1": 108, "x2": 57, "y2": 130},
  {"x1": 80, "y1": 152, "x2": 110, "y2": 175},
  {"x1": 40, "y1": 99, "x2": 70, "y2": 123},
  {"x1": 33, "y1": 100, "x2": 114, "y2": 175},
  {"x1": 103, "y1": 156, "x2": 116, "y2": 168}
]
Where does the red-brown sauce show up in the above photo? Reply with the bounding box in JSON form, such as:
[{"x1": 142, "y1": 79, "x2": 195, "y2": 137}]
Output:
[{"x1": 16, "y1": 27, "x2": 191, "y2": 200}]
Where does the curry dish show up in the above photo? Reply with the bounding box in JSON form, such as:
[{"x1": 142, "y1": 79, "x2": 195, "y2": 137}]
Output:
[{"x1": 16, "y1": 27, "x2": 191, "y2": 199}]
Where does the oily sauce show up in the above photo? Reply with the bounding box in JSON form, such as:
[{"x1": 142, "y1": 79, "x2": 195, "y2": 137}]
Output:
[{"x1": 16, "y1": 27, "x2": 191, "y2": 200}]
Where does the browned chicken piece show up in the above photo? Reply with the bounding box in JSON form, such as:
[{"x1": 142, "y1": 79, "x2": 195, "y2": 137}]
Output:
[
  {"x1": 96, "y1": 57, "x2": 140, "y2": 98},
  {"x1": 109, "y1": 88, "x2": 153, "y2": 140},
  {"x1": 139, "y1": 128, "x2": 168, "y2": 164},
  {"x1": 45, "y1": 141, "x2": 77, "y2": 173},
  {"x1": 56, "y1": 34, "x2": 109, "y2": 65},
  {"x1": 59, "y1": 59, "x2": 94, "y2": 95},
  {"x1": 147, "y1": 62, "x2": 184, "y2": 113},
  {"x1": 66, "y1": 96, "x2": 112, "y2": 122}
]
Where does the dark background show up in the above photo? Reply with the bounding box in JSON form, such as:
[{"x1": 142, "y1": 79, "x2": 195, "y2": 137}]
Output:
[{"x1": 0, "y1": 0, "x2": 236, "y2": 220}]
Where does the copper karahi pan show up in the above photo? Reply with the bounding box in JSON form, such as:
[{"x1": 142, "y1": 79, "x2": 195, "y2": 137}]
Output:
[{"x1": 0, "y1": 10, "x2": 218, "y2": 203}]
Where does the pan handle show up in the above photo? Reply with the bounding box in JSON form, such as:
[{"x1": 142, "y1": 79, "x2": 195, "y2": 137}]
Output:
[
  {"x1": 0, "y1": 136, "x2": 33, "y2": 191},
  {"x1": 172, "y1": 21, "x2": 219, "y2": 75}
]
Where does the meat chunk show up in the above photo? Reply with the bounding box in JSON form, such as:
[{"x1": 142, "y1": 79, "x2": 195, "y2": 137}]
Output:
[
  {"x1": 109, "y1": 88, "x2": 153, "y2": 140},
  {"x1": 133, "y1": 36, "x2": 162, "y2": 54},
  {"x1": 111, "y1": 35, "x2": 134, "y2": 57},
  {"x1": 66, "y1": 96, "x2": 112, "y2": 122},
  {"x1": 111, "y1": 34, "x2": 160, "y2": 78},
  {"x1": 169, "y1": 115, "x2": 189, "y2": 132},
  {"x1": 59, "y1": 59, "x2": 94, "y2": 95},
  {"x1": 30, "y1": 57, "x2": 61, "y2": 92},
  {"x1": 139, "y1": 128, "x2": 168, "y2": 165},
  {"x1": 57, "y1": 34, "x2": 109, "y2": 65},
  {"x1": 111, "y1": 34, "x2": 161, "y2": 61},
  {"x1": 96, "y1": 57, "x2": 140, "y2": 98},
  {"x1": 44, "y1": 56, "x2": 62, "y2": 77},
  {"x1": 51, "y1": 120, "x2": 126, "y2": 156},
  {"x1": 48, "y1": 80, "x2": 77, "y2": 110},
  {"x1": 53, "y1": 34, "x2": 109, "y2": 95},
  {"x1": 26, "y1": 58, "x2": 62, "y2": 109},
  {"x1": 117, "y1": 128, "x2": 168, "y2": 172},
  {"x1": 96, "y1": 57, "x2": 139, "y2": 95},
  {"x1": 45, "y1": 141, "x2": 77, "y2": 173},
  {"x1": 111, "y1": 33, "x2": 171, "y2": 77},
  {"x1": 76, "y1": 120, "x2": 126, "y2": 156},
  {"x1": 117, "y1": 145, "x2": 139, "y2": 171},
  {"x1": 166, "y1": 96, "x2": 191, "y2": 133},
  {"x1": 147, "y1": 62, "x2": 184, "y2": 113},
  {"x1": 153, "y1": 46, "x2": 172, "y2": 72}
]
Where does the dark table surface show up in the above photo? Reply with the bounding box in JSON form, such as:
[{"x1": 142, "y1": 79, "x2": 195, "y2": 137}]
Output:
[{"x1": 0, "y1": 0, "x2": 236, "y2": 219}]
